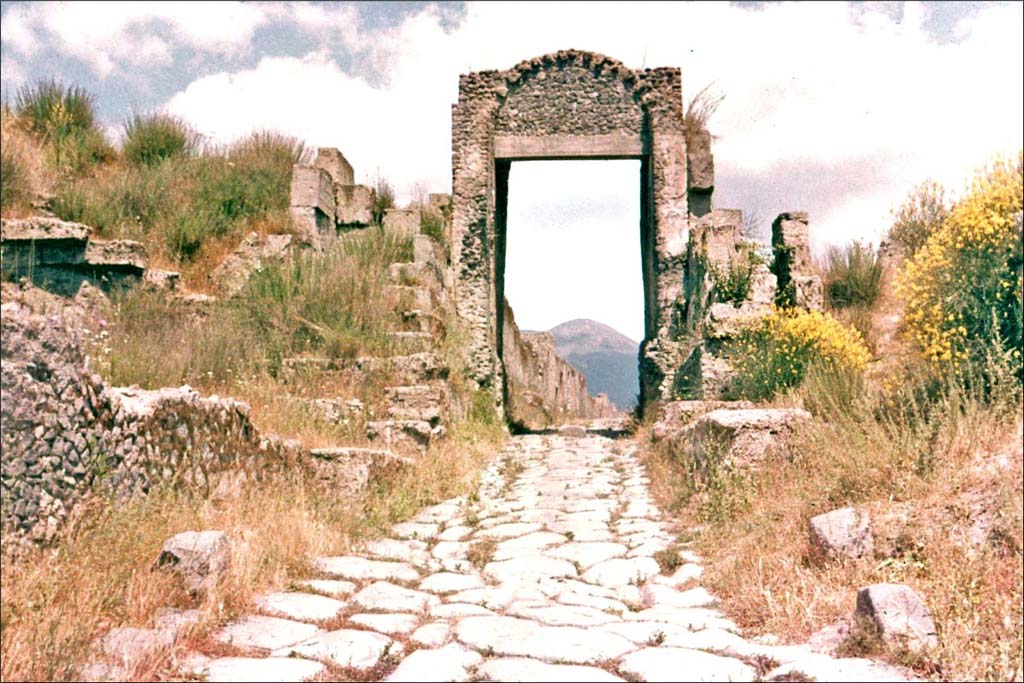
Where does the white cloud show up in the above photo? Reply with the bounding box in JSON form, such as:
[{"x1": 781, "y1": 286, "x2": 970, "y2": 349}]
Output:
[{"x1": 1, "y1": 1, "x2": 269, "y2": 77}]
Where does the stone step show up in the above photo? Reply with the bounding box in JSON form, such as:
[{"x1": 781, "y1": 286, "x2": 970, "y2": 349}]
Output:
[
  {"x1": 308, "y1": 446, "x2": 413, "y2": 495},
  {"x1": 281, "y1": 352, "x2": 449, "y2": 384},
  {"x1": 385, "y1": 383, "x2": 448, "y2": 425},
  {"x1": 396, "y1": 309, "x2": 446, "y2": 336},
  {"x1": 385, "y1": 285, "x2": 439, "y2": 313},
  {"x1": 366, "y1": 419, "x2": 445, "y2": 451},
  {"x1": 387, "y1": 262, "x2": 440, "y2": 289},
  {"x1": 388, "y1": 330, "x2": 434, "y2": 353},
  {"x1": 287, "y1": 396, "x2": 365, "y2": 423}
]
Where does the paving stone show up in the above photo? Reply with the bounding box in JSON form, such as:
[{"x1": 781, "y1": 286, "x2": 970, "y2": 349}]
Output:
[
  {"x1": 410, "y1": 622, "x2": 451, "y2": 647},
  {"x1": 476, "y1": 657, "x2": 625, "y2": 682},
  {"x1": 437, "y1": 525, "x2": 474, "y2": 541},
  {"x1": 419, "y1": 572, "x2": 485, "y2": 594},
  {"x1": 213, "y1": 615, "x2": 321, "y2": 651},
  {"x1": 273, "y1": 629, "x2": 394, "y2": 669},
  {"x1": 446, "y1": 586, "x2": 539, "y2": 610},
  {"x1": 582, "y1": 557, "x2": 660, "y2": 587},
  {"x1": 484, "y1": 557, "x2": 578, "y2": 583},
  {"x1": 767, "y1": 653, "x2": 914, "y2": 682},
  {"x1": 352, "y1": 581, "x2": 440, "y2": 613},
  {"x1": 504, "y1": 602, "x2": 619, "y2": 627},
  {"x1": 618, "y1": 647, "x2": 757, "y2": 682},
  {"x1": 392, "y1": 522, "x2": 441, "y2": 540},
  {"x1": 361, "y1": 538, "x2": 432, "y2": 566},
  {"x1": 624, "y1": 607, "x2": 738, "y2": 632},
  {"x1": 454, "y1": 615, "x2": 635, "y2": 664},
  {"x1": 544, "y1": 542, "x2": 628, "y2": 568},
  {"x1": 652, "y1": 563, "x2": 703, "y2": 587},
  {"x1": 642, "y1": 584, "x2": 718, "y2": 609},
  {"x1": 349, "y1": 613, "x2": 420, "y2": 635},
  {"x1": 599, "y1": 621, "x2": 709, "y2": 645},
  {"x1": 255, "y1": 591, "x2": 346, "y2": 622},
  {"x1": 314, "y1": 556, "x2": 420, "y2": 583},
  {"x1": 475, "y1": 522, "x2": 544, "y2": 539},
  {"x1": 429, "y1": 602, "x2": 497, "y2": 619},
  {"x1": 296, "y1": 578, "x2": 357, "y2": 597},
  {"x1": 493, "y1": 531, "x2": 568, "y2": 559},
  {"x1": 387, "y1": 643, "x2": 482, "y2": 682},
  {"x1": 204, "y1": 656, "x2": 325, "y2": 682},
  {"x1": 555, "y1": 590, "x2": 629, "y2": 614}
]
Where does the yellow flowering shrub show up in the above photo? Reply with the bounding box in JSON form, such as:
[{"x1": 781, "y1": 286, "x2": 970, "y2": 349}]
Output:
[
  {"x1": 727, "y1": 308, "x2": 871, "y2": 400},
  {"x1": 897, "y1": 152, "x2": 1023, "y2": 378}
]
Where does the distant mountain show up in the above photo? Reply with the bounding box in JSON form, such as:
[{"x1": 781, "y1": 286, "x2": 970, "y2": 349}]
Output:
[{"x1": 547, "y1": 319, "x2": 639, "y2": 410}]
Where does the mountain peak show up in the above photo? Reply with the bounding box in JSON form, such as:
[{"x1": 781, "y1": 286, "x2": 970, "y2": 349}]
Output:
[{"x1": 547, "y1": 319, "x2": 639, "y2": 410}]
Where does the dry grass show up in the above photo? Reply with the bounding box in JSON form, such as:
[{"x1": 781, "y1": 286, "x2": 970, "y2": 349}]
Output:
[
  {"x1": 641, "y1": 371, "x2": 1023, "y2": 681},
  {"x1": 0, "y1": 413, "x2": 503, "y2": 682},
  {"x1": 1, "y1": 110, "x2": 55, "y2": 215}
]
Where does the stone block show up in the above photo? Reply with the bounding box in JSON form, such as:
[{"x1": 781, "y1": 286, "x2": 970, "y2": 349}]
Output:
[
  {"x1": 705, "y1": 301, "x2": 770, "y2": 340},
  {"x1": 689, "y1": 210, "x2": 742, "y2": 270},
  {"x1": 290, "y1": 166, "x2": 335, "y2": 217},
  {"x1": 289, "y1": 206, "x2": 332, "y2": 246},
  {"x1": 748, "y1": 263, "x2": 776, "y2": 305},
  {"x1": 84, "y1": 240, "x2": 147, "y2": 270},
  {"x1": 157, "y1": 530, "x2": 231, "y2": 595},
  {"x1": 142, "y1": 269, "x2": 180, "y2": 292},
  {"x1": 808, "y1": 507, "x2": 873, "y2": 560},
  {"x1": 337, "y1": 184, "x2": 374, "y2": 226},
  {"x1": 0, "y1": 216, "x2": 92, "y2": 243},
  {"x1": 211, "y1": 232, "x2": 294, "y2": 296},
  {"x1": 313, "y1": 147, "x2": 354, "y2": 186},
  {"x1": 686, "y1": 128, "x2": 715, "y2": 192},
  {"x1": 383, "y1": 209, "x2": 420, "y2": 237},
  {"x1": 681, "y1": 408, "x2": 811, "y2": 472},
  {"x1": 386, "y1": 384, "x2": 447, "y2": 424},
  {"x1": 772, "y1": 211, "x2": 812, "y2": 274},
  {"x1": 414, "y1": 235, "x2": 438, "y2": 265},
  {"x1": 855, "y1": 583, "x2": 938, "y2": 651},
  {"x1": 793, "y1": 274, "x2": 824, "y2": 311},
  {"x1": 651, "y1": 400, "x2": 754, "y2": 441}
]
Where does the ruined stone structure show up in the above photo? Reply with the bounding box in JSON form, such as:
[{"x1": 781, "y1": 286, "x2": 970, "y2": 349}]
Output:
[
  {"x1": 450, "y1": 50, "x2": 693, "y2": 412},
  {"x1": 0, "y1": 216, "x2": 178, "y2": 296},
  {"x1": 448, "y1": 51, "x2": 820, "y2": 410}
]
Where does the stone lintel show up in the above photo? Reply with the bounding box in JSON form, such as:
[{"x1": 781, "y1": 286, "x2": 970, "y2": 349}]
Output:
[{"x1": 494, "y1": 134, "x2": 643, "y2": 160}]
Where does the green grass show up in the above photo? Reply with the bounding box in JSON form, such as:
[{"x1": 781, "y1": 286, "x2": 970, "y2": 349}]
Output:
[
  {"x1": 123, "y1": 113, "x2": 196, "y2": 166},
  {"x1": 824, "y1": 241, "x2": 882, "y2": 309},
  {"x1": 51, "y1": 131, "x2": 308, "y2": 267}
]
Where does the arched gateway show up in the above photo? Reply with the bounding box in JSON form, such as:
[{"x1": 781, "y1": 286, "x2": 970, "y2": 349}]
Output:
[{"x1": 450, "y1": 50, "x2": 703, "y2": 413}]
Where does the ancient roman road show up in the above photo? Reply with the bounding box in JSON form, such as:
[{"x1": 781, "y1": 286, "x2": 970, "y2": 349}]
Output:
[{"x1": 187, "y1": 430, "x2": 909, "y2": 682}]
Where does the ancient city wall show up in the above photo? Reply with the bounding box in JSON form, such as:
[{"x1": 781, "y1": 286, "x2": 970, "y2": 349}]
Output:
[{"x1": 501, "y1": 299, "x2": 617, "y2": 429}]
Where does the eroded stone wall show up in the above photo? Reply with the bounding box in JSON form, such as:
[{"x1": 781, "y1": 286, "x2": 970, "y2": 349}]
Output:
[
  {"x1": 0, "y1": 301, "x2": 304, "y2": 548},
  {"x1": 501, "y1": 299, "x2": 617, "y2": 429}
]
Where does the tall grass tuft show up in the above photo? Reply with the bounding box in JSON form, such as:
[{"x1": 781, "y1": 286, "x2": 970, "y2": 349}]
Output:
[
  {"x1": 823, "y1": 240, "x2": 882, "y2": 309},
  {"x1": 371, "y1": 175, "x2": 395, "y2": 227},
  {"x1": 122, "y1": 113, "x2": 197, "y2": 166},
  {"x1": 14, "y1": 79, "x2": 96, "y2": 136},
  {"x1": 684, "y1": 83, "x2": 724, "y2": 140}
]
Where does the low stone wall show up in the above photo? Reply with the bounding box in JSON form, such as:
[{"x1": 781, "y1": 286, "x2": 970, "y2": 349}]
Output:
[
  {"x1": 502, "y1": 298, "x2": 617, "y2": 429},
  {"x1": 0, "y1": 301, "x2": 299, "y2": 550}
]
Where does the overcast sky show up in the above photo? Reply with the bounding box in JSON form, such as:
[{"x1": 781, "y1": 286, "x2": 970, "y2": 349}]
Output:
[{"x1": 2, "y1": 1, "x2": 1022, "y2": 341}]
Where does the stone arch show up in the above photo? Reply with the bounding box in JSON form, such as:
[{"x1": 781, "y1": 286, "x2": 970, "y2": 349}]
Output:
[{"x1": 450, "y1": 50, "x2": 691, "y2": 416}]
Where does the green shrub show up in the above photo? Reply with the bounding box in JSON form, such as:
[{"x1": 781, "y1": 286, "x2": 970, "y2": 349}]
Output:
[
  {"x1": 887, "y1": 180, "x2": 949, "y2": 258},
  {"x1": 14, "y1": 79, "x2": 96, "y2": 136},
  {"x1": 898, "y1": 153, "x2": 1023, "y2": 381},
  {"x1": 726, "y1": 308, "x2": 871, "y2": 400},
  {"x1": 14, "y1": 79, "x2": 113, "y2": 174},
  {"x1": 711, "y1": 251, "x2": 758, "y2": 305},
  {"x1": 122, "y1": 113, "x2": 196, "y2": 166},
  {"x1": 371, "y1": 175, "x2": 395, "y2": 227},
  {"x1": 421, "y1": 211, "x2": 445, "y2": 245},
  {"x1": 823, "y1": 240, "x2": 882, "y2": 309}
]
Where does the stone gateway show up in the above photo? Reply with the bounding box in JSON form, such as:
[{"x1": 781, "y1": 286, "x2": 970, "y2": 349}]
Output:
[{"x1": 450, "y1": 50, "x2": 701, "y2": 413}]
